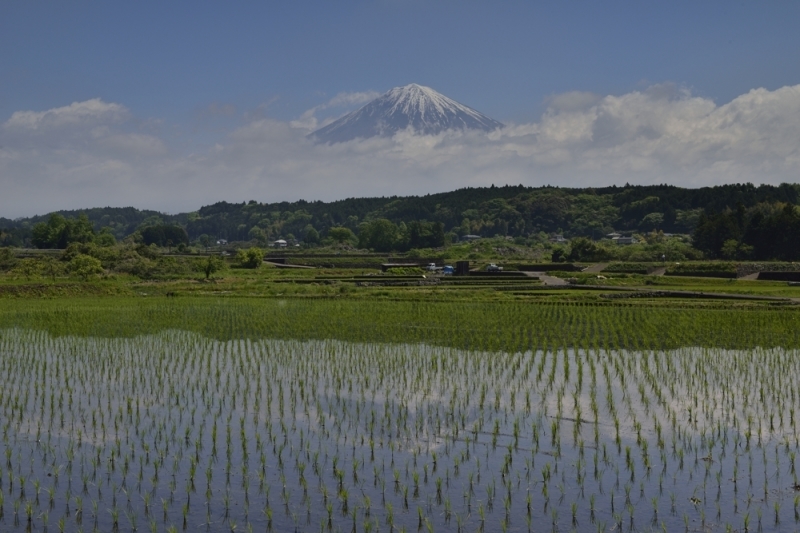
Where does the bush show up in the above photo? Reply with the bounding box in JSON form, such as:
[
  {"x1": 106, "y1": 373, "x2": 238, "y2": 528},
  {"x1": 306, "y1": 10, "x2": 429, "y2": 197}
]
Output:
[
  {"x1": 603, "y1": 262, "x2": 653, "y2": 274},
  {"x1": 235, "y1": 248, "x2": 264, "y2": 269},
  {"x1": 62, "y1": 242, "x2": 121, "y2": 267},
  {"x1": 69, "y1": 254, "x2": 104, "y2": 281},
  {"x1": 123, "y1": 256, "x2": 192, "y2": 279},
  {"x1": 0, "y1": 248, "x2": 17, "y2": 271},
  {"x1": 13, "y1": 258, "x2": 40, "y2": 280},
  {"x1": 95, "y1": 231, "x2": 116, "y2": 247},
  {"x1": 667, "y1": 262, "x2": 737, "y2": 274},
  {"x1": 126, "y1": 258, "x2": 155, "y2": 279},
  {"x1": 567, "y1": 237, "x2": 613, "y2": 262}
]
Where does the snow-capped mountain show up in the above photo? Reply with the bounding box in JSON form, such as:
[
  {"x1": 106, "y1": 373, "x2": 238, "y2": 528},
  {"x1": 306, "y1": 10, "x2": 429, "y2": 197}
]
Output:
[{"x1": 310, "y1": 84, "x2": 504, "y2": 143}]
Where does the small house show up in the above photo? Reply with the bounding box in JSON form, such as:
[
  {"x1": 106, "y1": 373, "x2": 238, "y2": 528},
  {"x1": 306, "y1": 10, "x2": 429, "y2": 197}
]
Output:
[
  {"x1": 612, "y1": 236, "x2": 638, "y2": 245},
  {"x1": 273, "y1": 239, "x2": 287, "y2": 248}
]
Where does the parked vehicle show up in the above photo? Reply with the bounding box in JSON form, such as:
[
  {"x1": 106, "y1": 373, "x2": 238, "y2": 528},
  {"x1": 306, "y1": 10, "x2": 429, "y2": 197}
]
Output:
[
  {"x1": 487, "y1": 263, "x2": 503, "y2": 272},
  {"x1": 442, "y1": 265, "x2": 454, "y2": 275}
]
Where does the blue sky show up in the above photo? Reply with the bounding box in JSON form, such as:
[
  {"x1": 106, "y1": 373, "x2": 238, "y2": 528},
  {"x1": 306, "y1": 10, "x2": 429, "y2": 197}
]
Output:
[{"x1": 2, "y1": 1, "x2": 800, "y2": 217}]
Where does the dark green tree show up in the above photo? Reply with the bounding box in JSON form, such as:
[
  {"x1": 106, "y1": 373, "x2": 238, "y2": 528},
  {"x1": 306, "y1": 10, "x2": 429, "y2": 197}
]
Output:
[
  {"x1": 358, "y1": 219, "x2": 399, "y2": 252},
  {"x1": 328, "y1": 227, "x2": 355, "y2": 244},
  {"x1": 567, "y1": 237, "x2": 611, "y2": 262},
  {"x1": 551, "y1": 247, "x2": 567, "y2": 263},
  {"x1": 32, "y1": 214, "x2": 95, "y2": 249},
  {"x1": 140, "y1": 225, "x2": 189, "y2": 247},
  {"x1": 304, "y1": 226, "x2": 320, "y2": 245}
]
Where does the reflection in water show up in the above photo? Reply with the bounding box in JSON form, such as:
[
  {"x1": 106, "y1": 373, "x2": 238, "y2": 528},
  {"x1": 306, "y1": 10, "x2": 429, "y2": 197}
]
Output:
[{"x1": 0, "y1": 328, "x2": 798, "y2": 532}]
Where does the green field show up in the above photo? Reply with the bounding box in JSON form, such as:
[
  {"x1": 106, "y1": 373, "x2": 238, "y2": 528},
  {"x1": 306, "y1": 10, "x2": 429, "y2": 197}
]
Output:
[
  {"x1": 2, "y1": 297, "x2": 800, "y2": 533},
  {"x1": 1, "y1": 296, "x2": 799, "y2": 351},
  {"x1": 2, "y1": 256, "x2": 800, "y2": 532}
]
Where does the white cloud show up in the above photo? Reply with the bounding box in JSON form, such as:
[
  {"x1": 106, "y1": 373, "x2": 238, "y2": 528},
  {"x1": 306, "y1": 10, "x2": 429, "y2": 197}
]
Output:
[
  {"x1": 3, "y1": 98, "x2": 128, "y2": 132},
  {"x1": 325, "y1": 91, "x2": 381, "y2": 109},
  {"x1": 545, "y1": 90, "x2": 602, "y2": 113},
  {"x1": 290, "y1": 90, "x2": 381, "y2": 131},
  {"x1": 2, "y1": 84, "x2": 800, "y2": 218}
]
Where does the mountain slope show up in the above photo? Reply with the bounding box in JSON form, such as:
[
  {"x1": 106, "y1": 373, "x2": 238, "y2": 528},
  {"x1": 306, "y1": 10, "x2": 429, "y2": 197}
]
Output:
[{"x1": 310, "y1": 84, "x2": 504, "y2": 143}]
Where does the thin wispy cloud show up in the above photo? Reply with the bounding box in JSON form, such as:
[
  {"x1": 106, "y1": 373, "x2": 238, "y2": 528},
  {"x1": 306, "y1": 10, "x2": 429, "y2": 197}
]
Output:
[
  {"x1": 4, "y1": 98, "x2": 129, "y2": 132},
  {"x1": 2, "y1": 84, "x2": 799, "y2": 218},
  {"x1": 291, "y1": 91, "x2": 381, "y2": 130}
]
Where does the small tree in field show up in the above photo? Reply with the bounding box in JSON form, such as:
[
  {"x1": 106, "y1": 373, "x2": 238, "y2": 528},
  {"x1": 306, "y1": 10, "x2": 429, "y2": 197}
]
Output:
[
  {"x1": 235, "y1": 248, "x2": 264, "y2": 269},
  {"x1": 15, "y1": 258, "x2": 39, "y2": 280},
  {"x1": 204, "y1": 255, "x2": 226, "y2": 279},
  {"x1": 42, "y1": 256, "x2": 64, "y2": 283}
]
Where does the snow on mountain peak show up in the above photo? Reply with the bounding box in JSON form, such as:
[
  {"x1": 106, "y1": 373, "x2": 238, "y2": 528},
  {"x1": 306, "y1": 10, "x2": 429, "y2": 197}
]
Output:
[{"x1": 310, "y1": 84, "x2": 503, "y2": 143}]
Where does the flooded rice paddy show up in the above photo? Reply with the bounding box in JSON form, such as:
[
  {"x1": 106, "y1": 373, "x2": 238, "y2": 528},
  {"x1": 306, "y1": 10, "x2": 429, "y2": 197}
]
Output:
[{"x1": 1, "y1": 328, "x2": 799, "y2": 532}]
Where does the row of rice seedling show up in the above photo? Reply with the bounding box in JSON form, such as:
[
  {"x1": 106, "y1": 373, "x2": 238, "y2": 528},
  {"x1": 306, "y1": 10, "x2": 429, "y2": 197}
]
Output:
[
  {"x1": 1, "y1": 297, "x2": 799, "y2": 351},
  {"x1": 1, "y1": 316, "x2": 799, "y2": 532}
]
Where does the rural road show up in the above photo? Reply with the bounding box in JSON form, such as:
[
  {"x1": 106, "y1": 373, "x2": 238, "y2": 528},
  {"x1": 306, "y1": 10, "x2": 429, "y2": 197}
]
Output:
[
  {"x1": 524, "y1": 271, "x2": 568, "y2": 286},
  {"x1": 582, "y1": 263, "x2": 608, "y2": 273}
]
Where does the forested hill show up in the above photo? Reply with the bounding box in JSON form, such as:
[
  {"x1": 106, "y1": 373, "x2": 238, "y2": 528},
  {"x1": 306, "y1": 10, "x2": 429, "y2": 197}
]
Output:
[
  {"x1": 2, "y1": 183, "x2": 799, "y2": 248},
  {"x1": 0, "y1": 207, "x2": 190, "y2": 245}
]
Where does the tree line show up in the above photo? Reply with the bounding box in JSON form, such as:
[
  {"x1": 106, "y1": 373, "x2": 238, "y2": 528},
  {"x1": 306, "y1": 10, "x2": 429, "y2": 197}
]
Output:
[
  {"x1": 692, "y1": 202, "x2": 800, "y2": 260},
  {"x1": 2, "y1": 183, "x2": 800, "y2": 258}
]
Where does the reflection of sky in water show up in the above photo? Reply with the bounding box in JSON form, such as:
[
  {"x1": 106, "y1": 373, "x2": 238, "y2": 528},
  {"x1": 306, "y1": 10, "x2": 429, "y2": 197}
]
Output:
[{"x1": 0, "y1": 328, "x2": 798, "y2": 532}]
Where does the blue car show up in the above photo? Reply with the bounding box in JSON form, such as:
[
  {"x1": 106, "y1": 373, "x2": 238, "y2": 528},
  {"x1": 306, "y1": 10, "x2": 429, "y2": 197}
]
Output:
[{"x1": 442, "y1": 265, "x2": 454, "y2": 275}]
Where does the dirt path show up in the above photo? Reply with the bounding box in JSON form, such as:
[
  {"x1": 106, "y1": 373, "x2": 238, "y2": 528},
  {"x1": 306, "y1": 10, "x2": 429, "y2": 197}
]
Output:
[
  {"x1": 517, "y1": 274, "x2": 800, "y2": 302},
  {"x1": 523, "y1": 271, "x2": 568, "y2": 286},
  {"x1": 583, "y1": 263, "x2": 608, "y2": 273},
  {"x1": 264, "y1": 261, "x2": 314, "y2": 269}
]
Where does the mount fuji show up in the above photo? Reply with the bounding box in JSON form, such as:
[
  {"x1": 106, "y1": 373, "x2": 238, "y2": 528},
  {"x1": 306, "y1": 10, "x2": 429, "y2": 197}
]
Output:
[{"x1": 310, "y1": 84, "x2": 504, "y2": 144}]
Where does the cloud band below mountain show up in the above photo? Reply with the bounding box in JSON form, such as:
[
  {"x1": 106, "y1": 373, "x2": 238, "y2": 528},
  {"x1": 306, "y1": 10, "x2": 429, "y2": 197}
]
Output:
[{"x1": 2, "y1": 84, "x2": 799, "y2": 218}]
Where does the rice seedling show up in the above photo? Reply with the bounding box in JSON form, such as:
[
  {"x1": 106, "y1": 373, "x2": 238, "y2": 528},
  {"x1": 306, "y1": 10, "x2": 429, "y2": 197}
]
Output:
[{"x1": 0, "y1": 298, "x2": 798, "y2": 531}]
